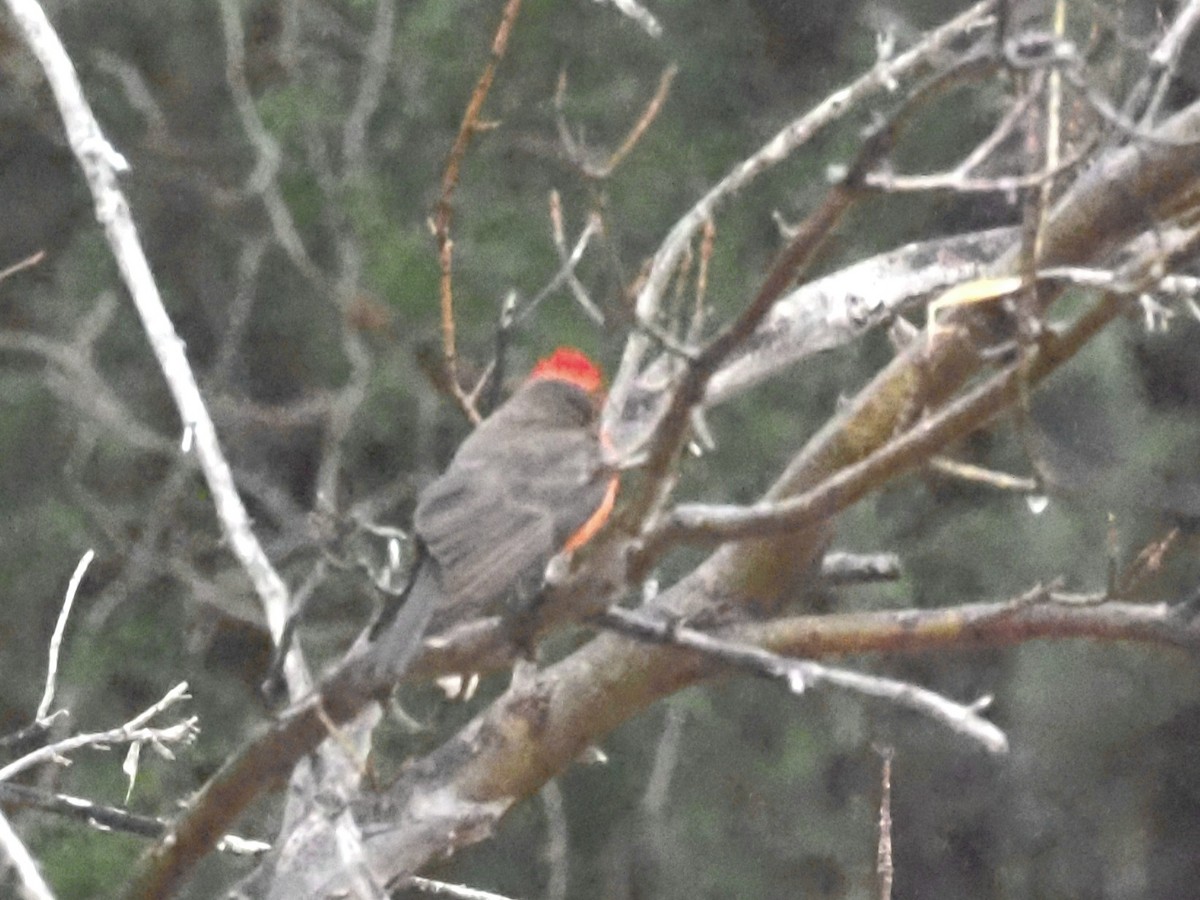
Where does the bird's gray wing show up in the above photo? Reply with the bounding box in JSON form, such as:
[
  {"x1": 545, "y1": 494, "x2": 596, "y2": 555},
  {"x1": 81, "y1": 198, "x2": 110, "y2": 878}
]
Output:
[{"x1": 415, "y1": 430, "x2": 610, "y2": 622}]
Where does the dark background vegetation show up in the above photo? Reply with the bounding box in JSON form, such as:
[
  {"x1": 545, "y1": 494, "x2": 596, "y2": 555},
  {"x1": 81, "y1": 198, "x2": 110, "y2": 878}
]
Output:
[{"x1": 2, "y1": 0, "x2": 1200, "y2": 897}]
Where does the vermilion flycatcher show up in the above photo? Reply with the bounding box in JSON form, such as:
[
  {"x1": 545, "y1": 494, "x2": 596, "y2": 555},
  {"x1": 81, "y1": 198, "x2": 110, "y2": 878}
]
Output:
[{"x1": 368, "y1": 347, "x2": 618, "y2": 676}]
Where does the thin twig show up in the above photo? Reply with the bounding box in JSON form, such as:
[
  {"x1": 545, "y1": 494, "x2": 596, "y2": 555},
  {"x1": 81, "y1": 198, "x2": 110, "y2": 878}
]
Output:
[
  {"x1": 209, "y1": 236, "x2": 268, "y2": 385},
  {"x1": 35, "y1": 549, "x2": 94, "y2": 723},
  {"x1": 93, "y1": 49, "x2": 168, "y2": 137},
  {"x1": 0, "y1": 683, "x2": 195, "y2": 784},
  {"x1": 927, "y1": 456, "x2": 1039, "y2": 494},
  {"x1": 557, "y1": 64, "x2": 677, "y2": 179},
  {"x1": 619, "y1": 52, "x2": 989, "y2": 533},
  {"x1": 864, "y1": 145, "x2": 1086, "y2": 194},
  {"x1": 956, "y1": 86, "x2": 1041, "y2": 175},
  {"x1": 0, "y1": 782, "x2": 269, "y2": 854},
  {"x1": 1062, "y1": 63, "x2": 1200, "y2": 148},
  {"x1": 546, "y1": 191, "x2": 605, "y2": 323},
  {"x1": 434, "y1": 0, "x2": 523, "y2": 424},
  {"x1": 1128, "y1": 0, "x2": 1200, "y2": 126},
  {"x1": 216, "y1": 0, "x2": 323, "y2": 285},
  {"x1": 597, "y1": 607, "x2": 1008, "y2": 753},
  {"x1": 641, "y1": 703, "x2": 686, "y2": 817},
  {"x1": 602, "y1": 63, "x2": 676, "y2": 175},
  {"x1": 876, "y1": 746, "x2": 894, "y2": 900},
  {"x1": 687, "y1": 218, "x2": 715, "y2": 345},
  {"x1": 1115, "y1": 527, "x2": 1180, "y2": 597},
  {"x1": 342, "y1": 0, "x2": 395, "y2": 175},
  {"x1": 519, "y1": 204, "x2": 604, "y2": 325},
  {"x1": 0, "y1": 249, "x2": 45, "y2": 283}
]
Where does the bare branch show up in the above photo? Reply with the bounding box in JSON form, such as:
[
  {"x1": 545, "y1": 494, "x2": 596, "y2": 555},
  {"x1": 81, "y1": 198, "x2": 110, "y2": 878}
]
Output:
[
  {"x1": 927, "y1": 456, "x2": 1040, "y2": 494},
  {"x1": 0, "y1": 328, "x2": 177, "y2": 455},
  {"x1": 0, "y1": 782, "x2": 269, "y2": 854},
  {"x1": 617, "y1": 113, "x2": 892, "y2": 532},
  {"x1": 608, "y1": 11, "x2": 1004, "y2": 520},
  {"x1": 556, "y1": 65, "x2": 676, "y2": 178},
  {"x1": 704, "y1": 228, "x2": 1017, "y2": 404},
  {"x1": 597, "y1": 608, "x2": 1008, "y2": 753},
  {"x1": 0, "y1": 249, "x2": 45, "y2": 283},
  {"x1": 1127, "y1": 0, "x2": 1200, "y2": 125},
  {"x1": 641, "y1": 703, "x2": 686, "y2": 818},
  {"x1": 92, "y1": 49, "x2": 168, "y2": 138},
  {"x1": 863, "y1": 146, "x2": 1086, "y2": 194},
  {"x1": 0, "y1": 808, "x2": 54, "y2": 900},
  {"x1": 434, "y1": 0, "x2": 523, "y2": 424},
  {"x1": 408, "y1": 877, "x2": 525, "y2": 900},
  {"x1": 34, "y1": 549, "x2": 94, "y2": 723},
  {"x1": 0, "y1": 683, "x2": 195, "y2": 784},
  {"x1": 518, "y1": 201, "x2": 604, "y2": 325},
  {"x1": 876, "y1": 747, "x2": 894, "y2": 900},
  {"x1": 4, "y1": 0, "x2": 310, "y2": 699},
  {"x1": 821, "y1": 552, "x2": 903, "y2": 584},
  {"x1": 540, "y1": 781, "x2": 569, "y2": 900}
]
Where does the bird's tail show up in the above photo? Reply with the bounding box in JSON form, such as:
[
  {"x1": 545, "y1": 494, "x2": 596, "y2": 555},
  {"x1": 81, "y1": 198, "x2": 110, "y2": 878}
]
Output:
[{"x1": 364, "y1": 547, "x2": 442, "y2": 683}]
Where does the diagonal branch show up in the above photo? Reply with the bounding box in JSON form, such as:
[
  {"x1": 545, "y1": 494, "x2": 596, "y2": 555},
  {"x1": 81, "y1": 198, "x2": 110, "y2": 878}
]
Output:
[
  {"x1": 597, "y1": 607, "x2": 1007, "y2": 753},
  {"x1": 642, "y1": 290, "x2": 1124, "y2": 555}
]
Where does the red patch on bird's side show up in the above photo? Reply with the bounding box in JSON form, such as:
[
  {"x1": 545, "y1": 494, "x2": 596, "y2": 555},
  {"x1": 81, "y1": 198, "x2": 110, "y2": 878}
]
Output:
[
  {"x1": 529, "y1": 347, "x2": 604, "y2": 395},
  {"x1": 564, "y1": 473, "x2": 618, "y2": 552}
]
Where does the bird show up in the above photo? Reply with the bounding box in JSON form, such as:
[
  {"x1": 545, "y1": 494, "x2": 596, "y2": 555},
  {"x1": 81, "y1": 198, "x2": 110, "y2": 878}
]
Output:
[{"x1": 366, "y1": 347, "x2": 618, "y2": 680}]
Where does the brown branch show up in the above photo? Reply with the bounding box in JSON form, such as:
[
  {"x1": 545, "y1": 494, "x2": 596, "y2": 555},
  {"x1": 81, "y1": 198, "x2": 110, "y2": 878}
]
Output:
[
  {"x1": 746, "y1": 98, "x2": 1200, "y2": 536},
  {"x1": 1115, "y1": 527, "x2": 1181, "y2": 598},
  {"x1": 347, "y1": 588, "x2": 1200, "y2": 888},
  {"x1": 641, "y1": 289, "x2": 1123, "y2": 555},
  {"x1": 557, "y1": 64, "x2": 677, "y2": 179},
  {"x1": 688, "y1": 217, "x2": 715, "y2": 344},
  {"x1": 434, "y1": 0, "x2": 523, "y2": 425},
  {"x1": 743, "y1": 592, "x2": 1200, "y2": 657}
]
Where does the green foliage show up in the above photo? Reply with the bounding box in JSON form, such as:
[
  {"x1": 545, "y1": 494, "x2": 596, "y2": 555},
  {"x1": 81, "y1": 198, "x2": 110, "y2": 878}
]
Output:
[{"x1": 39, "y1": 824, "x2": 142, "y2": 900}]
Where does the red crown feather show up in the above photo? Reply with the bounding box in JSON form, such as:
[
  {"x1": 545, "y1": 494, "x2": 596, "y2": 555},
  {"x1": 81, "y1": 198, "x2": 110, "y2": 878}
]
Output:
[{"x1": 529, "y1": 347, "x2": 604, "y2": 395}]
